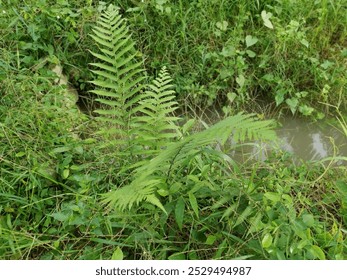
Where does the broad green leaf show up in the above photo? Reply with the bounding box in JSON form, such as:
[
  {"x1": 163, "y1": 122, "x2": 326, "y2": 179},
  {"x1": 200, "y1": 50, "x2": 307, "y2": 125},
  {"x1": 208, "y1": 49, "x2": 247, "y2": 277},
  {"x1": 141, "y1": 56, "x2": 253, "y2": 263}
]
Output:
[
  {"x1": 6, "y1": 214, "x2": 13, "y2": 230},
  {"x1": 300, "y1": 39, "x2": 309, "y2": 48},
  {"x1": 275, "y1": 249, "x2": 286, "y2": 260},
  {"x1": 187, "y1": 174, "x2": 200, "y2": 183},
  {"x1": 292, "y1": 220, "x2": 307, "y2": 239},
  {"x1": 262, "y1": 73, "x2": 275, "y2": 82},
  {"x1": 335, "y1": 181, "x2": 347, "y2": 197},
  {"x1": 295, "y1": 91, "x2": 308, "y2": 98},
  {"x1": 262, "y1": 233, "x2": 273, "y2": 248},
  {"x1": 51, "y1": 212, "x2": 68, "y2": 222},
  {"x1": 175, "y1": 197, "x2": 185, "y2": 231},
  {"x1": 264, "y1": 192, "x2": 281, "y2": 203},
  {"x1": 320, "y1": 60, "x2": 334, "y2": 70},
  {"x1": 205, "y1": 235, "x2": 217, "y2": 245},
  {"x1": 286, "y1": 98, "x2": 299, "y2": 114},
  {"x1": 227, "y1": 92, "x2": 237, "y2": 103},
  {"x1": 53, "y1": 241, "x2": 60, "y2": 249},
  {"x1": 62, "y1": 169, "x2": 70, "y2": 179},
  {"x1": 221, "y1": 45, "x2": 236, "y2": 57},
  {"x1": 299, "y1": 105, "x2": 314, "y2": 116},
  {"x1": 245, "y1": 35, "x2": 258, "y2": 47},
  {"x1": 309, "y1": 245, "x2": 326, "y2": 260},
  {"x1": 216, "y1": 21, "x2": 228, "y2": 31},
  {"x1": 275, "y1": 89, "x2": 286, "y2": 106},
  {"x1": 111, "y1": 247, "x2": 124, "y2": 260},
  {"x1": 70, "y1": 164, "x2": 90, "y2": 171},
  {"x1": 248, "y1": 212, "x2": 264, "y2": 234},
  {"x1": 15, "y1": 151, "x2": 26, "y2": 157},
  {"x1": 233, "y1": 206, "x2": 253, "y2": 228},
  {"x1": 302, "y1": 214, "x2": 315, "y2": 227},
  {"x1": 261, "y1": 10, "x2": 274, "y2": 29},
  {"x1": 170, "y1": 182, "x2": 182, "y2": 194},
  {"x1": 188, "y1": 192, "x2": 199, "y2": 218},
  {"x1": 246, "y1": 50, "x2": 256, "y2": 58},
  {"x1": 297, "y1": 239, "x2": 309, "y2": 250},
  {"x1": 157, "y1": 188, "x2": 169, "y2": 197},
  {"x1": 236, "y1": 74, "x2": 245, "y2": 88}
]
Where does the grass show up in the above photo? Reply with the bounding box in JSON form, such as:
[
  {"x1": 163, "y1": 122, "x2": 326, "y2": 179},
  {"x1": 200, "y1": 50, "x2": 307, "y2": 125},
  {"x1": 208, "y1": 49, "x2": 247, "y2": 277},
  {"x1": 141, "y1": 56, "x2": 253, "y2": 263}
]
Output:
[
  {"x1": 118, "y1": 0, "x2": 347, "y2": 117},
  {"x1": 0, "y1": 0, "x2": 346, "y2": 260}
]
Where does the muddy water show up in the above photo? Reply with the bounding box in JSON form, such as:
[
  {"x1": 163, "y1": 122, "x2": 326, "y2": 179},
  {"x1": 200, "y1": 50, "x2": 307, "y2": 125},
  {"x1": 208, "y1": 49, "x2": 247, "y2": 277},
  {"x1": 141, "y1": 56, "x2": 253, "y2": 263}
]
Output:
[
  {"x1": 276, "y1": 118, "x2": 346, "y2": 162},
  {"x1": 229, "y1": 117, "x2": 347, "y2": 165}
]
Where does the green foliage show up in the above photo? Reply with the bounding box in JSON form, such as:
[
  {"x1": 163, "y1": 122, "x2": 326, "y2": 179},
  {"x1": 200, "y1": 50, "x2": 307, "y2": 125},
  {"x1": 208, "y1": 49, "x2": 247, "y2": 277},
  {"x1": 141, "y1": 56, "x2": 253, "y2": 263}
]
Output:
[
  {"x1": 88, "y1": 9, "x2": 184, "y2": 195},
  {"x1": 0, "y1": 0, "x2": 96, "y2": 100},
  {"x1": 89, "y1": 5, "x2": 180, "y2": 158},
  {"x1": 138, "y1": 66, "x2": 180, "y2": 150},
  {"x1": 87, "y1": 5, "x2": 276, "y2": 214},
  {"x1": 0, "y1": 69, "x2": 97, "y2": 259},
  {"x1": 0, "y1": 1, "x2": 346, "y2": 261},
  {"x1": 107, "y1": 0, "x2": 346, "y2": 117},
  {"x1": 89, "y1": 4, "x2": 146, "y2": 147},
  {"x1": 103, "y1": 113, "x2": 277, "y2": 211}
]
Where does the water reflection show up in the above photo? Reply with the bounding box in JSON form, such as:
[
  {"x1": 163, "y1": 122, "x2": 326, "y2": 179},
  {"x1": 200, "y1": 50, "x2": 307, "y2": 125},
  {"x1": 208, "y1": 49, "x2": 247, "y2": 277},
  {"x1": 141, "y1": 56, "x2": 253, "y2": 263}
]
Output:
[
  {"x1": 275, "y1": 118, "x2": 346, "y2": 163},
  {"x1": 197, "y1": 111, "x2": 346, "y2": 165},
  {"x1": 223, "y1": 117, "x2": 347, "y2": 165}
]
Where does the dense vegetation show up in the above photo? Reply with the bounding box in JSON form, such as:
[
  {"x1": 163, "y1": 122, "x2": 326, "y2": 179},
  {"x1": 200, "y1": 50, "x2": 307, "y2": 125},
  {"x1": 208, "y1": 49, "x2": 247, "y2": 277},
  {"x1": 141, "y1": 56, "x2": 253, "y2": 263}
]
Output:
[{"x1": 0, "y1": 0, "x2": 346, "y2": 260}]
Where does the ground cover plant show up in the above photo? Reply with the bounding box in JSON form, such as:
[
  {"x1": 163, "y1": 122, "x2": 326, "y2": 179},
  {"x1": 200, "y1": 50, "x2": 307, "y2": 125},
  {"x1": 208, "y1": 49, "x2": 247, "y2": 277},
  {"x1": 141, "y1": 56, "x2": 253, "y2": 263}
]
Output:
[{"x1": 0, "y1": 1, "x2": 346, "y2": 260}]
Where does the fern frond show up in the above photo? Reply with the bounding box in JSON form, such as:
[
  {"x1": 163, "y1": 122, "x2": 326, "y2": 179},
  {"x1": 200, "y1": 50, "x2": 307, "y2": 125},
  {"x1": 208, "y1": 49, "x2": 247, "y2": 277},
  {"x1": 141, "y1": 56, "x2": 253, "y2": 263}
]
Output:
[
  {"x1": 89, "y1": 4, "x2": 146, "y2": 146},
  {"x1": 102, "y1": 179, "x2": 162, "y2": 211},
  {"x1": 103, "y1": 113, "x2": 277, "y2": 211},
  {"x1": 136, "y1": 66, "x2": 180, "y2": 150}
]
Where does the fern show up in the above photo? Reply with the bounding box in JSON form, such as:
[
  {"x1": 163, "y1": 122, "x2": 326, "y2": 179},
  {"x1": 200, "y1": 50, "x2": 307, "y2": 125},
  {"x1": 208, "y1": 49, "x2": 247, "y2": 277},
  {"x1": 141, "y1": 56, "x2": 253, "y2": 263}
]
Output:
[
  {"x1": 102, "y1": 113, "x2": 277, "y2": 211},
  {"x1": 137, "y1": 66, "x2": 180, "y2": 151},
  {"x1": 89, "y1": 6, "x2": 277, "y2": 213},
  {"x1": 90, "y1": 6, "x2": 180, "y2": 158},
  {"x1": 89, "y1": 4, "x2": 146, "y2": 149}
]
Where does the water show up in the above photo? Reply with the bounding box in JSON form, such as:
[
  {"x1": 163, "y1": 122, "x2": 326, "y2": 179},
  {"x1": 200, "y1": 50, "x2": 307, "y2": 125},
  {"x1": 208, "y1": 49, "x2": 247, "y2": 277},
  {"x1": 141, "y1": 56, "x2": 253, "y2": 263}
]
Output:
[
  {"x1": 192, "y1": 110, "x2": 347, "y2": 165},
  {"x1": 276, "y1": 118, "x2": 346, "y2": 161},
  {"x1": 230, "y1": 116, "x2": 347, "y2": 165}
]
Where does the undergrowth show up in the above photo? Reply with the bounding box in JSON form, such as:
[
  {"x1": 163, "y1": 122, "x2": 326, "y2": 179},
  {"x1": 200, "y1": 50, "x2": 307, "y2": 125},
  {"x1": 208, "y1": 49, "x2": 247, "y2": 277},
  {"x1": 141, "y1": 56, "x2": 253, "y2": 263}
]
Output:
[{"x1": 0, "y1": 1, "x2": 346, "y2": 260}]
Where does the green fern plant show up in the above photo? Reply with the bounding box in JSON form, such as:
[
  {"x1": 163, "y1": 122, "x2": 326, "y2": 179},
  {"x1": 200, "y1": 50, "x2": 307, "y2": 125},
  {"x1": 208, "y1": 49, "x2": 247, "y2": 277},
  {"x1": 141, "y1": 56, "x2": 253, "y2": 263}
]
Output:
[
  {"x1": 137, "y1": 66, "x2": 180, "y2": 151},
  {"x1": 89, "y1": 5, "x2": 180, "y2": 157},
  {"x1": 89, "y1": 5, "x2": 278, "y2": 214},
  {"x1": 89, "y1": 4, "x2": 146, "y2": 151}
]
